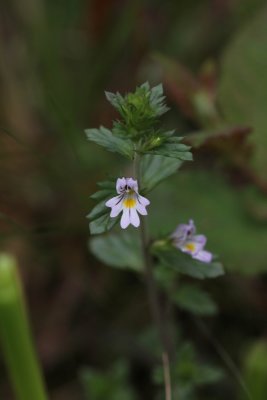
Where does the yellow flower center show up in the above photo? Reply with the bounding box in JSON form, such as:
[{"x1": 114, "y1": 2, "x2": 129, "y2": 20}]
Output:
[
  {"x1": 184, "y1": 242, "x2": 196, "y2": 253},
  {"x1": 123, "y1": 197, "x2": 137, "y2": 208}
]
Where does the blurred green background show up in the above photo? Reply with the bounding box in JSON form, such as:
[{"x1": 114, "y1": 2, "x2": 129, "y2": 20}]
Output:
[{"x1": 1, "y1": 0, "x2": 267, "y2": 399}]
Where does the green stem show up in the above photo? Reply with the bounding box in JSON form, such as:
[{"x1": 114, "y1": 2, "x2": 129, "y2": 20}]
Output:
[
  {"x1": 0, "y1": 254, "x2": 48, "y2": 400},
  {"x1": 134, "y1": 154, "x2": 172, "y2": 400},
  {"x1": 140, "y1": 218, "x2": 172, "y2": 400}
]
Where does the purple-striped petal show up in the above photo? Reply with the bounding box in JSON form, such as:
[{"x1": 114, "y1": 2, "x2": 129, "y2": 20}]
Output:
[
  {"x1": 110, "y1": 201, "x2": 123, "y2": 217},
  {"x1": 105, "y1": 195, "x2": 122, "y2": 208}
]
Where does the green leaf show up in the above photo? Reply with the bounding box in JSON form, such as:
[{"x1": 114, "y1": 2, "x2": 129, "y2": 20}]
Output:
[
  {"x1": 88, "y1": 180, "x2": 117, "y2": 235},
  {"x1": 153, "y1": 341, "x2": 223, "y2": 396},
  {"x1": 80, "y1": 360, "x2": 136, "y2": 400},
  {"x1": 149, "y1": 83, "x2": 169, "y2": 116},
  {"x1": 89, "y1": 231, "x2": 142, "y2": 271},
  {"x1": 89, "y1": 214, "x2": 118, "y2": 235},
  {"x1": 97, "y1": 180, "x2": 116, "y2": 189},
  {"x1": 218, "y1": 5, "x2": 267, "y2": 181},
  {"x1": 152, "y1": 245, "x2": 224, "y2": 279},
  {"x1": 91, "y1": 189, "x2": 114, "y2": 201},
  {"x1": 85, "y1": 126, "x2": 134, "y2": 159},
  {"x1": 105, "y1": 91, "x2": 124, "y2": 110},
  {"x1": 172, "y1": 284, "x2": 218, "y2": 316},
  {"x1": 139, "y1": 154, "x2": 182, "y2": 193},
  {"x1": 87, "y1": 200, "x2": 109, "y2": 221},
  {"x1": 144, "y1": 135, "x2": 192, "y2": 161}
]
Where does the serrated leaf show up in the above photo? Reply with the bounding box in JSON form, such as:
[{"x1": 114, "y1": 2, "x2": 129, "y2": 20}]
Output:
[
  {"x1": 89, "y1": 213, "x2": 118, "y2": 235},
  {"x1": 152, "y1": 246, "x2": 224, "y2": 279},
  {"x1": 139, "y1": 154, "x2": 182, "y2": 193},
  {"x1": 87, "y1": 200, "x2": 109, "y2": 221},
  {"x1": 172, "y1": 284, "x2": 218, "y2": 316},
  {"x1": 85, "y1": 126, "x2": 134, "y2": 159},
  {"x1": 88, "y1": 180, "x2": 117, "y2": 234},
  {"x1": 105, "y1": 91, "x2": 124, "y2": 109},
  {"x1": 90, "y1": 231, "x2": 142, "y2": 271},
  {"x1": 146, "y1": 140, "x2": 192, "y2": 161},
  {"x1": 149, "y1": 83, "x2": 169, "y2": 116}
]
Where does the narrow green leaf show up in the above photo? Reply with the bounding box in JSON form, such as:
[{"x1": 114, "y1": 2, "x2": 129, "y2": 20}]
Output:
[
  {"x1": 90, "y1": 232, "x2": 142, "y2": 271},
  {"x1": 0, "y1": 254, "x2": 48, "y2": 400}
]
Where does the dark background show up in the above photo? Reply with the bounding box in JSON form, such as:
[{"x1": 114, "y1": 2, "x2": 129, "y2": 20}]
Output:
[{"x1": 1, "y1": 1, "x2": 267, "y2": 399}]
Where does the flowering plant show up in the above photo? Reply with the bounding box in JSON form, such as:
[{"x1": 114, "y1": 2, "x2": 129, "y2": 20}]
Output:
[{"x1": 86, "y1": 83, "x2": 224, "y2": 399}]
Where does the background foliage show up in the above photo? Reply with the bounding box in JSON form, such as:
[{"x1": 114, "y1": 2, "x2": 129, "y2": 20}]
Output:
[{"x1": 0, "y1": 0, "x2": 267, "y2": 399}]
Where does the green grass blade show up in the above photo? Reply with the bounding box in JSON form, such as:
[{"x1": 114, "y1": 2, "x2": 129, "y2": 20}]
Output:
[{"x1": 0, "y1": 254, "x2": 48, "y2": 400}]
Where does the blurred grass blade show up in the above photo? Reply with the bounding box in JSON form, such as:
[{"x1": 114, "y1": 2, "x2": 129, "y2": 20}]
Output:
[
  {"x1": 0, "y1": 254, "x2": 48, "y2": 400},
  {"x1": 241, "y1": 341, "x2": 267, "y2": 400}
]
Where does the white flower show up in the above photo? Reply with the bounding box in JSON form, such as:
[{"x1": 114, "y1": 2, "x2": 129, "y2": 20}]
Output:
[
  {"x1": 171, "y1": 219, "x2": 213, "y2": 263},
  {"x1": 105, "y1": 177, "x2": 150, "y2": 229}
]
